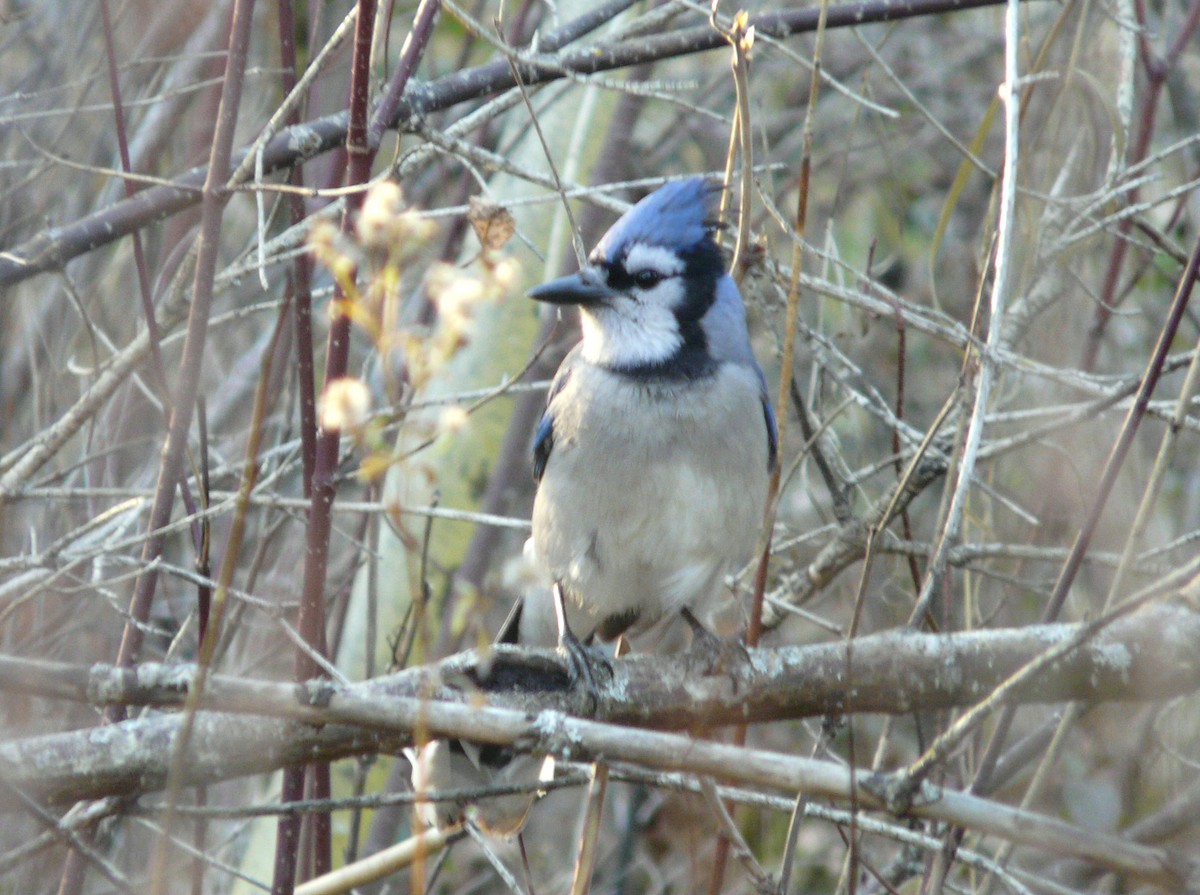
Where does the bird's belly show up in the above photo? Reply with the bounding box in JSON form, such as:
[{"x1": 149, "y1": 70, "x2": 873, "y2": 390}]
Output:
[{"x1": 531, "y1": 381, "x2": 768, "y2": 635}]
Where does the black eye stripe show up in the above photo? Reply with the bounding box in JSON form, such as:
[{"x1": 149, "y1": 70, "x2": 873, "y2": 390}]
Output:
[{"x1": 603, "y1": 260, "x2": 670, "y2": 291}]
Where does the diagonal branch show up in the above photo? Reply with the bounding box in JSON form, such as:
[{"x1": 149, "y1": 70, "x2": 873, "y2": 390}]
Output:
[{"x1": 0, "y1": 0, "x2": 1033, "y2": 289}]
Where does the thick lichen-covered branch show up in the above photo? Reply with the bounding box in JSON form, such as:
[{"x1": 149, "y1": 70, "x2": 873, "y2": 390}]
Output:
[{"x1": 2, "y1": 601, "x2": 1197, "y2": 806}]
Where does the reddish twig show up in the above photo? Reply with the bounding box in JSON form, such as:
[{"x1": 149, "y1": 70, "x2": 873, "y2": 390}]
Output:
[
  {"x1": 98, "y1": 0, "x2": 163, "y2": 401},
  {"x1": 1080, "y1": 0, "x2": 1200, "y2": 371},
  {"x1": 714, "y1": 0, "x2": 831, "y2": 887},
  {"x1": 275, "y1": 0, "x2": 383, "y2": 881},
  {"x1": 868, "y1": 240, "x2": 924, "y2": 599},
  {"x1": 960, "y1": 226, "x2": 1200, "y2": 840},
  {"x1": 99, "y1": 0, "x2": 206, "y2": 554},
  {"x1": 110, "y1": 0, "x2": 255, "y2": 714},
  {"x1": 277, "y1": 0, "x2": 446, "y2": 887},
  {"x1": 1045, "y1": 231, "x2": 1200, "y2": 623},
  {"x1": 269, "y1": 1, "x2": 317, "y2": 886},
  {"x1": 277, "y1": 0, "x2": 319, "y2": 496},
  {"x1": 55, "y1": 4, "x2": 260, "y2": 895},
  {"x1": 192, "y1": 398, "x2": 212, "y2": 895},
  {"x1": 367, "y1": 0, "x2": 442, "y2": 152}
]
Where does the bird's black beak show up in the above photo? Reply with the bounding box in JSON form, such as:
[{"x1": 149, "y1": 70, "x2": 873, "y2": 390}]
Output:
[{"x1": 527, "y1": 267, "x2": 615, "y2": 306}]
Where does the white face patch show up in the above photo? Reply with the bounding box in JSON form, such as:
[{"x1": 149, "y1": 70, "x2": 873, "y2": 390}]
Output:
[
  {"x1": 624, "y1": 243, "x2": 685, "y2": 279},
  {"x1": 580, "y1": 293, "x2": 684, "y2": 368},
  {"x1": 578, "y1": 242, "x2": 691, "y2": 369}
]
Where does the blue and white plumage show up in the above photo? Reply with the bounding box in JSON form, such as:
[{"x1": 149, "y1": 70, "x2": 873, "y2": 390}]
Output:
[
  {"x1": 408, "y1": 180, "x2": 776, "y2": 835},
  {"x1": 526, "y1": 178, "x2": 778, "y2": 644}
]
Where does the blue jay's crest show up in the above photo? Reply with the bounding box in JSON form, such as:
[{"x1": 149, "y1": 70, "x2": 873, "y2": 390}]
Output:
[{"x1": 592, "y1": 178, "x2": 722, "y2": 263}]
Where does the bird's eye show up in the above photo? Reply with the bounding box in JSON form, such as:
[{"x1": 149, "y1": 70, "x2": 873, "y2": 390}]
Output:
[{"x1": 633, "y1": 269, "x2": 663, "y2": 288}]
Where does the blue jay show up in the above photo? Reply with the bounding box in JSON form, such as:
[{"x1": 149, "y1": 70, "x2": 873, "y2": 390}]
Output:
[
  {"x1": 408, "y1": 180, "x2": 777, "y2": 837},
  {"x1": 527, "y1": 178, "x2": 778, "y2": 650}
]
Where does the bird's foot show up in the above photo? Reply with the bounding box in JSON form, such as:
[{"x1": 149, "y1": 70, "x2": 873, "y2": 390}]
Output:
[
  {"x1": 558, "y1": 624, "x2": 613, "y2": 713},
  {"x1": 551, "y1": 583, "x2": 612, "y2": 713},
  {"x1": 680, "y1": 607, "x2": 750, "y2": 678}
]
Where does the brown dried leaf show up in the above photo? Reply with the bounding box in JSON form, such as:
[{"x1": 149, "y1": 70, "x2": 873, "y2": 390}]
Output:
[{"x1": 468, "y1": 195, "x2": 516, "y2": 251}]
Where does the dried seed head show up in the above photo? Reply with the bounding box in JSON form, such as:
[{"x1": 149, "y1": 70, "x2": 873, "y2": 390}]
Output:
[
  {"x1": 427, "y1": 263, "x2": 486, "y2": 329},
  {"x1": 490, "y1": 256, "x2": 520, "y2": 291},
  {"x1": 357, "y1": 181, "x2": 406, "y2": 252},
  {"x1": 320, "y1": 377, "x2": 371, "y2": 435},
  {"x1": 439, "y1": 405, "x2": 470, "y2": 435}
]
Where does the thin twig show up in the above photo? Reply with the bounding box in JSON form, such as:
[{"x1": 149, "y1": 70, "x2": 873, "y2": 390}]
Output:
[{"x1": 0, "y1": 0, "x2": 1033, "y2": 289}]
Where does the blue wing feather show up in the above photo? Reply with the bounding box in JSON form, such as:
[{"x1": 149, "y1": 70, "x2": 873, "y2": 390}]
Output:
[
  {"x1": 533, "y1": 354, "x2": 576, "y2": 482},
  {"x1": 762, "y1": 395, "x2": 779, "y2": 472},
  {"x1": 532, "y1": 412, "x2": 554, "y2": 482}
]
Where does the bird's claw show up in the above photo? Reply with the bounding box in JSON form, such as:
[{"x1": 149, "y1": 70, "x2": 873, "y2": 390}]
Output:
[
  {"x1": 551, "y1": 582, "x2": 612, "y2": 713},
  {"x1": 558, "y1": 624, "x2": 612, "y2": 713}
]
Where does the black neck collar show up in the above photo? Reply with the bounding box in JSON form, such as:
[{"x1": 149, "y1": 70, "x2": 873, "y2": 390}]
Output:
[{"x1": 603, "y1": 324, "x2": 716, "y2": 381}]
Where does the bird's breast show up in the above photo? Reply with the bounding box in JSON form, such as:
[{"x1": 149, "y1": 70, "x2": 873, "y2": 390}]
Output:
[
  {"x1": 549, "y1": 363, "x2": 763, "y2": 459},
  {"x1": 531, "y1": 361, "x2": 771, "y2": 625}
]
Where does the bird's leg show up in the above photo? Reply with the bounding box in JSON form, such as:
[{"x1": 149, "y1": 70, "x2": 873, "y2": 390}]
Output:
[
  {"x1": 552, "y1": 583, "x2": 611, "y2": 711},
  {"x1": 680, "y1": 606, "x2": 749, "y2": 677}
]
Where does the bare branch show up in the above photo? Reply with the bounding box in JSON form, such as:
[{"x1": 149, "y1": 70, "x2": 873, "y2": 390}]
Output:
[
  {"x1": 0, "y1": 0, "x2": 1029, "y2": 288},
  {"x1": 3, "y1": 605, "x2": 1195, "y2": 887},
  {"x1": 2, "y1": 601, "x2": 1198, "y2": 804}
]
